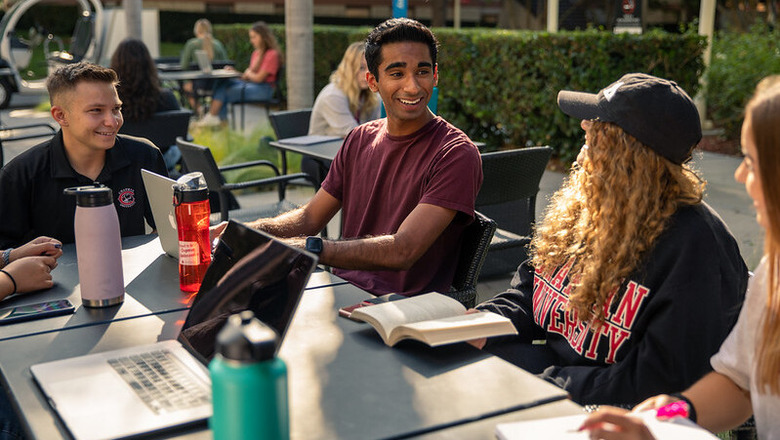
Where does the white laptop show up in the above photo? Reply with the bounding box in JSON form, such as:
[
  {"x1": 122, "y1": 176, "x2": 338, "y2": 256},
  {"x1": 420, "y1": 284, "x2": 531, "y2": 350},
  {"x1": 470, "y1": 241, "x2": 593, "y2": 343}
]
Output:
[
  {"x1": 194, "y1": 49, "x2": 212, "y2": 74},
  {"x1": 141, "y1": 169, "x2": 179, "y2": 259},
  {"x1": 31, "y1": 221, "x2": 318, "y2": 440}
]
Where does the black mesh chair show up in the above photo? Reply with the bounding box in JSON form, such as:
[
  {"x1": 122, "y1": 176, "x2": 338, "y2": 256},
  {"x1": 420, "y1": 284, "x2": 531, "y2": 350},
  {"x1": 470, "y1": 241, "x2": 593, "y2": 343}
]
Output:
[
  {"x1": 119, "y1": 109, "x2": 193, "y2": 156},
  {"x1": 177, "y1": 137, "x2": 316, "y2": 224},
  {"x1": 476, "y1": 146, "x2": 553, "y2": 278},
  {"x1": 0, "y1": 121, "x2": 57, "y2": 166},
  {"x1": 447, "y1": 211, "x2": 496, "y2": 308},
  {"x1": 268, "y1": 108, "x2": 327, "y2": 189}
]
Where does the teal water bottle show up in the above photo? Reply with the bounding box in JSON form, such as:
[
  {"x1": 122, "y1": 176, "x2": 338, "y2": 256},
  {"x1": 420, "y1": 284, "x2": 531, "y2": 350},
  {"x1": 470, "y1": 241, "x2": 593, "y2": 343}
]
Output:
[{"x1": 209, "y1": 311, "x2": 289, "y2": 440}]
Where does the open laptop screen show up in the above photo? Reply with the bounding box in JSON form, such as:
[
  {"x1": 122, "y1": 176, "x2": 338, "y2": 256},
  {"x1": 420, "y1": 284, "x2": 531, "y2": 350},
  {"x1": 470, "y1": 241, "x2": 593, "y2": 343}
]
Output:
[{"x1": 178, "y1": 221, "x2": 317, "y2": 362}]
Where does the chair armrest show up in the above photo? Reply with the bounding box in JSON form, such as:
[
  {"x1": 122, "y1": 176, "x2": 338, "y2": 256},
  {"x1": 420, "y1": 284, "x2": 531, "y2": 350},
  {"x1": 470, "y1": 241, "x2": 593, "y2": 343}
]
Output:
[
  {"x1": 221, "y1": 172, "x2": 313, "y2": 193},
  {"x1": 218, "y1": 160, "x2": 281, "y2": 176}
]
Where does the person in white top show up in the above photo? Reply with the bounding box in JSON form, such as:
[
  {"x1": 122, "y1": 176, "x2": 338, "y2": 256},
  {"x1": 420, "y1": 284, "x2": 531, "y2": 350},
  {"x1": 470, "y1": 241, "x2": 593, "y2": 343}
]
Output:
[
  {"x1": 579, "y1": 77, "x2": 780, "y2": 439},
  {"x1": 309, "y1": 42, "x2": 381, "y2": 137}
]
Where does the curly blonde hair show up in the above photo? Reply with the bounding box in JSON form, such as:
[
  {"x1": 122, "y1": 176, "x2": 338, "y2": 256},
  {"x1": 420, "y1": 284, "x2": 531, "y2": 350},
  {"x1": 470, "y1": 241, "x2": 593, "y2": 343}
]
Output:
[
  {"x1": 330, "y1": 42, "x2": 379, "y2": 121},
  {"x1": 532, "y1": 121, "x2": 704, "y2": 325}
]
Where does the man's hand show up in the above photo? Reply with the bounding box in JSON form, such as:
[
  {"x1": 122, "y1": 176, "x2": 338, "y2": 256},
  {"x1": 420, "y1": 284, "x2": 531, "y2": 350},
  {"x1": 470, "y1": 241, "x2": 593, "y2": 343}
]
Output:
[
  {"x1": 465, "y1": 308, "x2": 487, "y2": 348},
  {"x1": 209, "y1": 221, "x2": 228, "y2": 244}
]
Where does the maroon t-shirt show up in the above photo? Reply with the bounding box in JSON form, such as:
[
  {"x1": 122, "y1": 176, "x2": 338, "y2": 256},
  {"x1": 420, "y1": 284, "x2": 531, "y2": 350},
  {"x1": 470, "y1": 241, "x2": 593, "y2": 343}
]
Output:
[{"x1": 321, "y1": 117, "x2": 483, "y2": 296}]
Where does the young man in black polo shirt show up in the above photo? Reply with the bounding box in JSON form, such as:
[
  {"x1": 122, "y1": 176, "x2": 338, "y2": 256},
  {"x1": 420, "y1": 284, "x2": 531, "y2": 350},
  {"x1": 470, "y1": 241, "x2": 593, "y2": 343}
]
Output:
[{"x1": 0, "y1": 62, "x2": 168, "y2": 248}]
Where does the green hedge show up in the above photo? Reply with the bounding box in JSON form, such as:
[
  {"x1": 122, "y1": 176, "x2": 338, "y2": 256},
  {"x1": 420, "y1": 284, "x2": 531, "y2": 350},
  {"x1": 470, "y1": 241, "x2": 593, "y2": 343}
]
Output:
[
  {"x1": 216, "y1": 24, "x2": 705, "y2": 162},
  {"x1": 705, "y1": 22, "x2": 780, "y2": 143}
]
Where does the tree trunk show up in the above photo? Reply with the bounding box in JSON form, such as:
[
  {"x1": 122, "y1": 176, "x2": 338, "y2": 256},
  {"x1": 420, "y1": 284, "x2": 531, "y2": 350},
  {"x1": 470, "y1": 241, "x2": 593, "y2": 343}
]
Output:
[
  {"x1": 123, "y1": 0, "x2": 142, "y2": 39},
  {"x1": 285, "y1": 0, "x2": 314, "y2": 110},
  {"x1": 431, "y1": 0, "x2": 447, "y2": 27}
]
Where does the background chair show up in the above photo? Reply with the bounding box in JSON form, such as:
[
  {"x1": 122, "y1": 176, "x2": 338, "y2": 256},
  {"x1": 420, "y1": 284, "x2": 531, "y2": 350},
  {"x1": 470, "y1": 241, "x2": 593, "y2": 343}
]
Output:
[
  {"x1": 447, "y1": 211, "x2": 497, "y2": 308},
  {"x1": 268, "y1": 108, "x2": 328, "y2": 189},
  {"x1": 119, "y1": 109, "x2": 192, "y2": 156},
  {"x1": 230, "y1": 66, "x2": 285, "y2": 132},
  {"x1": 0, "y1": 120, "x2": 57, "y2": 166},
  {"x1": 476, "y1": 146, "x2": 552, "y2": 278},
  {"x1": 177, "y1": 137, "x2": 316, "y2": 224}
]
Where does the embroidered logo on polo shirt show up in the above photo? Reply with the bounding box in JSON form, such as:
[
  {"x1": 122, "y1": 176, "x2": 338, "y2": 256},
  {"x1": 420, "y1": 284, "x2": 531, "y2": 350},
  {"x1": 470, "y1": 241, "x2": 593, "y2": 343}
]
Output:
[{"x1": 117, "y1": 188, "x2": 136, "y2": 208}]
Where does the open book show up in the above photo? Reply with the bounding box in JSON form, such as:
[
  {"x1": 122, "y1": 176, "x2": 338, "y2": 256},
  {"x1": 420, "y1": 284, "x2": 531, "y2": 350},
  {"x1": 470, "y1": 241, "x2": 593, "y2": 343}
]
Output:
[
  {"x1": 495, "y1": 411, "x2": 718, "y2": 440},
  {"x1": 349, "y1": 292, "x2": 517, "y2": 347}
]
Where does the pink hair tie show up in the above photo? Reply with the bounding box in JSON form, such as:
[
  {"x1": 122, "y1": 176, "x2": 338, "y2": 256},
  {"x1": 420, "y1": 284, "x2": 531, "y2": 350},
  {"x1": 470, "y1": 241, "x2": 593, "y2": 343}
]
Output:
[{"x1": 656, "y1": 401, "x2": 689, "y2": 419}]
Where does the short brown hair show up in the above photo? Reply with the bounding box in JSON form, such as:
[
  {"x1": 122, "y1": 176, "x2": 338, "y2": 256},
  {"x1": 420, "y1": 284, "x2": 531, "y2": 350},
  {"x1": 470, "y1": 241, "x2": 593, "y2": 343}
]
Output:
[{"x1": 46, "y1": 62, "x2": 118, "y2": 106}]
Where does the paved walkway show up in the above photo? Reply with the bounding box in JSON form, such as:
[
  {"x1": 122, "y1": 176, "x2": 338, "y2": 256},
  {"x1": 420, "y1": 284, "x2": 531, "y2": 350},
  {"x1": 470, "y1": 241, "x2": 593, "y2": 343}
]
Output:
[{"x1": 0, "y1": 94, "x2": 762, "y2": 305}]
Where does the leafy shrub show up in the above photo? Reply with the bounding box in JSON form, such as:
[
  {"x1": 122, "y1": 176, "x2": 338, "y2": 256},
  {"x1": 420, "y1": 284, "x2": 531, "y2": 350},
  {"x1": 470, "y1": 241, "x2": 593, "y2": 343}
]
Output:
[
  {"x1": 705, "y1": 22, "x2": 780, "y2": 143},
  {"x1": 215, "y1": 24, "x2": 705, "y2": 163}
]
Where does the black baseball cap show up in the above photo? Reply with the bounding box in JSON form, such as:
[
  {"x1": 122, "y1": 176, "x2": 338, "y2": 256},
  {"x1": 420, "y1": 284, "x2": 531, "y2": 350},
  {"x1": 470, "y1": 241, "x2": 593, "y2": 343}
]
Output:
[{"x1": 557, "y1": 73, "x2": 701, "y2": 165}]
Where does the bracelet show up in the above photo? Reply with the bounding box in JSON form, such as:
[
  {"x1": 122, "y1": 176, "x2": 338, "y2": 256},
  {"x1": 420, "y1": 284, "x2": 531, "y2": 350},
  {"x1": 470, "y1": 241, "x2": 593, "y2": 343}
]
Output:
[
  {"x1": 670, "y1": 393, "x2": 697, "y2": 423},
  {"x1": 2, "y1": 248, "x2": 12, "y2": 267},
  {"x1": 0, "y1": 269, "x2": 17, "y2": 295}
]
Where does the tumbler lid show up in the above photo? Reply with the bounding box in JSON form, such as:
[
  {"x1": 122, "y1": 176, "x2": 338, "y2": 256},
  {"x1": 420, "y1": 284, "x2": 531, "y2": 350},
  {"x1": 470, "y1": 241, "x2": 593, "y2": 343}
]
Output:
[
  {"x1": 173, "y1": 172, "x2": 209, "y2": 205},
  {"x1": 216, "y1": 311, "x2": 278, "y2": 362},
  {"x1": 63, "y1": 184, "x2": 113, "y2": 207}
]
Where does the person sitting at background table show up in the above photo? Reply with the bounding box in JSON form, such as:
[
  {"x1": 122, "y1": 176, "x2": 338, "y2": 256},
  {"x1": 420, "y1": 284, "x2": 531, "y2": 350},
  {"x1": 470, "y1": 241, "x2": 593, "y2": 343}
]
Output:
[
  {"x1": 0, "y1": 62, "x2": 167, "y2": 248},
  {"x1": 110, "y1": 38, "x2": 181, "y2": 170},
  {"x1": 212, "y1": 18, "x2": 482, "y2": 297},
  {"x1": 197, "y1": 21, "x2": 281, "y2": 127},
  {"x1": 179, "y1": 18, "x2": 229, "y2": 116},
  {"x1": 305, "y1": 41, "x2": 381, "y2": 186},
  {"x1": 309, "y1": 41, "x2": 381, "y2": 137},
  {"x1": 579, "y1": 81, "x2": 780, "y2": 440},
  {"x1": 470, "y1": 73, "x2": 748, "y2": 407},
  {"x1": 0, "y1": 236, "x2": 62, "y2": 302}
]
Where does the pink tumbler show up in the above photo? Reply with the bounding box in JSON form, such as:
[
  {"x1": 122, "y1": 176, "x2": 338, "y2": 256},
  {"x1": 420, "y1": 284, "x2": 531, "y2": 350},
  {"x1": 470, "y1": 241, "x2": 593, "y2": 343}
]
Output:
[{"x1": 64, "y1": 185, "x2": 125, "y2": 307}]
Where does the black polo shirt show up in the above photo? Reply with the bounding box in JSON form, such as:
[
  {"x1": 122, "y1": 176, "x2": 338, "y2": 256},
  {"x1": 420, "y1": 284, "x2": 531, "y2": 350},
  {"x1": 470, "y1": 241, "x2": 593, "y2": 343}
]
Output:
[{"x1": 0, "y1": 131, "x2": 168, "y2": 248}]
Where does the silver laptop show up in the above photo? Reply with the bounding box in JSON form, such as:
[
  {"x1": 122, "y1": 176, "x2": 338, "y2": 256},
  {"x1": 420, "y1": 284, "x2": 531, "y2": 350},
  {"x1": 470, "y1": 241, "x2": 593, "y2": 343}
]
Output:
[
  {"x1": 31, "y1": 221, "x2": 318, "y2": 440},
  {"x1": 141, "y1": 169, "x2": 179, "y2": 259},
  {"x1": 194, "y1": 49, "x2": 212, "y2": 73}
]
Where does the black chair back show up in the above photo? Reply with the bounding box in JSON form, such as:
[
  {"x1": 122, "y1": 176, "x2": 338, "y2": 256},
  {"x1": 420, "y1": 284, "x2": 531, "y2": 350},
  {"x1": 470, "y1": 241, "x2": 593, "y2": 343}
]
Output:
[
  {"x1": 448, "y1": 211, "x2": 497, "y2": 307},
  {"x1": 477, "y1": 146, "x2": 552, "y2": 277},
  {"x1": 269, "y1": 109, "x2": 312, "y2": 139},
  {"x1": 119, "y1": 109, "x2": 192, "y2": 154}
]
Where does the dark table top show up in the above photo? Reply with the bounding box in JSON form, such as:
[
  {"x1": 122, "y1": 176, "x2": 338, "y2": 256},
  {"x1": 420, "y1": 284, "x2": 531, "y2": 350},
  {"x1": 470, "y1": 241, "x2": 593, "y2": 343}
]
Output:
[
  {"x1": 0, "y1": 235, "x2": 345, "y2": 342},
  {"x1": 1, "y1": 281, "x2": 570, "y2": 439}
]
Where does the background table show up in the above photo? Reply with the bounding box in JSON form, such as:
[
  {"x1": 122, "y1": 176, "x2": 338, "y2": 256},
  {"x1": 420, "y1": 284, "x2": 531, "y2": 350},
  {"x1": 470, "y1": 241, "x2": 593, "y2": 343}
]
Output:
[{"x1": 1, "y1": 279, "x2": 571, "y2": 439}]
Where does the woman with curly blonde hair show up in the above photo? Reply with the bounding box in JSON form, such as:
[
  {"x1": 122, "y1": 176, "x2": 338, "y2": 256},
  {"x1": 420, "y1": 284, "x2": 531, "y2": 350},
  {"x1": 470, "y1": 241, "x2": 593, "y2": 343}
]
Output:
[
  {"x1": 309, "y1": 42, "x2": 380, "y2": 137},
  {"x1": 581, "y1": 81, "x2": 780, "y2": 440},
  {"x1": 473, "y1": 73, "x2": 748, "y2": 407}
]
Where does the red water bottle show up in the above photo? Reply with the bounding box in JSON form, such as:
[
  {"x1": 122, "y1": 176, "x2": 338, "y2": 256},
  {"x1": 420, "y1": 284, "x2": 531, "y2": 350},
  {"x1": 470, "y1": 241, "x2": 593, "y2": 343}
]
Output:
[{"x1": 173, "y1": 172, "x2": 211, "y2": 292}]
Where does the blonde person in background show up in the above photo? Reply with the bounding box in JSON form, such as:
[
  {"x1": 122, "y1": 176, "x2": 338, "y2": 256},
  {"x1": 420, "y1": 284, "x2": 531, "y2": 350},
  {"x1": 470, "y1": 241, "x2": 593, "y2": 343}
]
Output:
[
  {"x1": 581, "y1": 82, "x2": 780, "y2": 439},
  {"x1": 306, "y1": 42, "x2": 381, "y2": 186},
  {"x1": 179, "y1": 19, "x2": 229, "y2": 115},
  {"x1": 309, "y1": 42, "x2": 381, "y2": 137}
]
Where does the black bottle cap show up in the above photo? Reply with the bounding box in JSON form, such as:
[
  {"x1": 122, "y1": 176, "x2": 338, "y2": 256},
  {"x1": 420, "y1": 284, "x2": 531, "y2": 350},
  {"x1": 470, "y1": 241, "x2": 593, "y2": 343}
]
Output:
[
  {"x1": 173, "y1": 172, "x2": 209, "y2": 205},
  {"x1": 216, "y1": 311, "x2": 278, "y2": 362},
  {"x1": 63, "y1": 184, "x2": 113, "y2": 207}
]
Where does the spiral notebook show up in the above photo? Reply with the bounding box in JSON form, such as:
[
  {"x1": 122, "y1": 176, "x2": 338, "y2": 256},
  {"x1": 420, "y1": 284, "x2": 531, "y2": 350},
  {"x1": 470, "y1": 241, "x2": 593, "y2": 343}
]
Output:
[{"x1": 30, "y1": 221, "x2": 318, "y2": 440}]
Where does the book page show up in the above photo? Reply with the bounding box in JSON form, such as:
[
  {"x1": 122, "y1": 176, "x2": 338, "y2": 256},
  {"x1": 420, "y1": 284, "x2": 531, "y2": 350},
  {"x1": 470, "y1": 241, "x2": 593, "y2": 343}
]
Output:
[
  {"x1": 495, "y1": 411, "x2": 718, "y2": 440},
  {"x1": 349, "y1": 293, "x2": 467, "y2": 344},
  {"x1": 390, "y1": 311, "x2": 517, "y2": 346}
]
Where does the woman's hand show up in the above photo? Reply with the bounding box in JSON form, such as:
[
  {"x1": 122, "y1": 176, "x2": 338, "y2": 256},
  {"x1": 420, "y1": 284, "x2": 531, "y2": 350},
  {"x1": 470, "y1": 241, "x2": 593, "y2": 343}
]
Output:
[
  {"x1": 579, "y1": 407, "x2": 655, "y2": 440},
  {"x1": 0, "y1": 256, "x2": 58, "y2": 300},
  {"x1": 11, "y1": 236, "x2": 63, "y2": 262},
  {"x1": 632, "y1": 394, "x2": 679, "y2": 415}
]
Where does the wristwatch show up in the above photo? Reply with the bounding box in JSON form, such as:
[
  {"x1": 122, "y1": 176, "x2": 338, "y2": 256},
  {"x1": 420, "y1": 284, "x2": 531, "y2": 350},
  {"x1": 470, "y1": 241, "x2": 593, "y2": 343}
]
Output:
[{"x1": 305, "y1": 236, "x2": 323, "y2": 255}]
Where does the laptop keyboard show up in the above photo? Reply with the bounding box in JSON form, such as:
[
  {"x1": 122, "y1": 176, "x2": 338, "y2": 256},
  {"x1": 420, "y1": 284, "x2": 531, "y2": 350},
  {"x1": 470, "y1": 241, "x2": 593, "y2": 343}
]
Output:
[{"x1": 108, "y1": 349, "x2": 210, "y2": 414}]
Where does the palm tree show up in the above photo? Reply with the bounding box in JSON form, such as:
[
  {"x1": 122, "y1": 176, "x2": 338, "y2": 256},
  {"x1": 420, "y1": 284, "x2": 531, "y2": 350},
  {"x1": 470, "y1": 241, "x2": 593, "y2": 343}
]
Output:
[{"x1": 284, "y1": 0, "x2": 314, "y2": 109}]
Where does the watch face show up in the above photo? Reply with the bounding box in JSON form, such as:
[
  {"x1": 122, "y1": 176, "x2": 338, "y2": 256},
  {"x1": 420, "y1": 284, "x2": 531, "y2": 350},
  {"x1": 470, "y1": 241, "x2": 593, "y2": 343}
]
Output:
[{"x1": 306, "y1": 236, "x2": 323, "y2": 254}]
